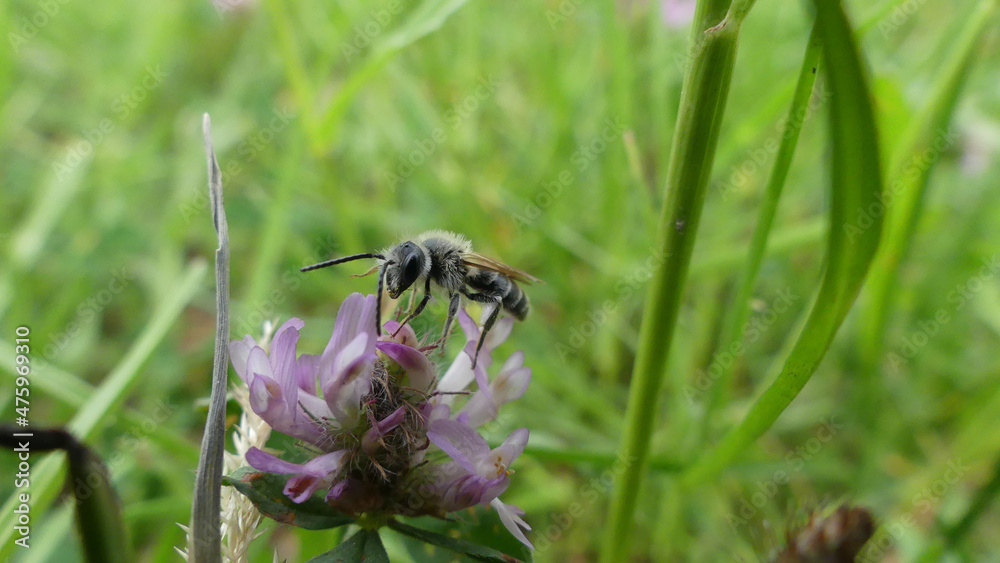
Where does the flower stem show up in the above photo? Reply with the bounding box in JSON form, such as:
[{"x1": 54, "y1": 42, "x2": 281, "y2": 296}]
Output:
[{"x1": 599, "y1": 1, "x2": 745, "y2": 560}]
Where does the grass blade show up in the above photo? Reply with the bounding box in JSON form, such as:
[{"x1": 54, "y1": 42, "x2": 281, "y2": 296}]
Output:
[
  {"x1": 189, "y1": 113, "x2": 231, "y2": 563},
  {"x1": 316, "y1": 0, "x2": 472, "y2": 149},
  {"x1": 856, "y1": 0, "x2": 1000, "y2": 369},
  {"x1": 681, "y1": 0, "x2": 884, "y2": 486},
  {"x1": 699, "y1": 17, "x2": 823, "y2": 437}
]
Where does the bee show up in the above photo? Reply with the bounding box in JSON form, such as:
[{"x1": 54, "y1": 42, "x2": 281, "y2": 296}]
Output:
[{"x1": 301, "y1": 230, "x2": 540, "y2": 368}]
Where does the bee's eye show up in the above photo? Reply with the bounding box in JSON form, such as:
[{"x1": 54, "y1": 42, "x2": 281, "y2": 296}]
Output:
[{"x1": 401, "y1": 253, "x2": 421, "y2": 286}]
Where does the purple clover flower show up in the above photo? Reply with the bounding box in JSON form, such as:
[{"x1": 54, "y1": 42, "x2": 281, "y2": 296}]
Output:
[
  {"x1": 229, "y1": 293, "x2": 533, "y2": 548},
  {"x1": 661, "y1": 0, "x2": 696, "y2": 28}
]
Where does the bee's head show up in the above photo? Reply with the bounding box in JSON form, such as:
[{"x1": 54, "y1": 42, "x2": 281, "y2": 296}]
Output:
[{"x1": 385, "y1": 241, "x2": 425, "y2": 299}]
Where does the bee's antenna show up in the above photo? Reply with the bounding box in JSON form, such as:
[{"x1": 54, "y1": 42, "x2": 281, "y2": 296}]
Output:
[
  {"x1": 300, "y1": 253, "x2": 385, "y2": 272},
  {"x1": 375, "y1": 261, "x2": 391, "y2": 336}
]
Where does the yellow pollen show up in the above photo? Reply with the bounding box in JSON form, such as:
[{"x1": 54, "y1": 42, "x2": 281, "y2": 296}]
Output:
[{"x1": 493, "y1": 456, "x2": 511, "y2": 477}]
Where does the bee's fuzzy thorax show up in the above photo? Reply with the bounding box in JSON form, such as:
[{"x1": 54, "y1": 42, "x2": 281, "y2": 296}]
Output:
[{"x1": 414, "y1": 230, "x2": 473, "y2": 252}]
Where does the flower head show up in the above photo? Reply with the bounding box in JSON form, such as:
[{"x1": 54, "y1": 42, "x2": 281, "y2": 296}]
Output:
[{"x1": 229, "y1": 293, "x2": 533, "y2": 548}]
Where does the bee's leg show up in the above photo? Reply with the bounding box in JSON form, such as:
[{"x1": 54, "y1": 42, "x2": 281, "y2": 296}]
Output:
[
  {"x1": 471, "y1": 301, "x2": 502, "y2": 369},
  {"x1": 460, "y1": 288, "x2": 503, "y2": 369},
  {"x1": 351, "y1": 264, "x2": 381, "y2": 278},
  {"x1": 405, "y1": 285, "x2": 419, "y2": 316},
  {"x1": 431, "y1": 291, "x2": 462, "y2": 352},
  {"x1": 375, "y1": 262, "x2": 389, "y2": 336},
  {"x1": 392, "y1": 276, "x2": 433, "y2": 337}
]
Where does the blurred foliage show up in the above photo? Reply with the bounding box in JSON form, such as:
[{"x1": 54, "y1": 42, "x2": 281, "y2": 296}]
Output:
[{"x1": 1, "y1": 0, "x2": 1000, "y2": 560}]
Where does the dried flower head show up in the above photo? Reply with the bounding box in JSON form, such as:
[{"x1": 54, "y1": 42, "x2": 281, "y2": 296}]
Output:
[
  {"x1": 229, "y1": 293, "x2": 533, "y2": 548},
  {"x1": 771, "y1": 505, "x2": 875, "y2": 563}
]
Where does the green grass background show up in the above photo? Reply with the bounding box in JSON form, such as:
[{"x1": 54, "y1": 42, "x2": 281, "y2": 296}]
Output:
[{"x1": 2, "y1": 0, "x2": 1000, "y2": 560}]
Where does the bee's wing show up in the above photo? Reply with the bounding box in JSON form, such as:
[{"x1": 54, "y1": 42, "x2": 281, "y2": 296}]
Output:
[{"x1": 460, "y1": 252, "x2": 543, "y2": 284}]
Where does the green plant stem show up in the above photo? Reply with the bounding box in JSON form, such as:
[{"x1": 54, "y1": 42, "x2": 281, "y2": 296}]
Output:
[
  {"x1": 680, "y1": 0, "x2": 884, "y2": 487},
  {"x1": 598, "y1": 1, "x2": 745, "y2": 560},
  {"x1": 700, "y1": 19, "x2": 822, "y2": 440},
  {"x1": 717, "y1": 0, "x2": 759, "y2": 29}
]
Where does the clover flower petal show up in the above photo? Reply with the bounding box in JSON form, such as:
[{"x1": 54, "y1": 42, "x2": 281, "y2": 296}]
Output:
[
  {"x1": 491, "y1": 498, "x2": 534, "y2": 549},
  {"x1": 375, "y1": 341, "x2": 435, "y2": 390},
  {"x1": 460, "y1": 350, "x2": 531, "y2": 428}
]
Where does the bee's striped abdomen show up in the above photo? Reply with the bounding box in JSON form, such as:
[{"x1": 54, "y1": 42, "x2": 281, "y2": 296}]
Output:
[
  {"x1": 465, "y1": 267, "x2": 530, "y2": 321},
  {"x1": 502, "y1": 280, "x2": 530, "y2": 320}
]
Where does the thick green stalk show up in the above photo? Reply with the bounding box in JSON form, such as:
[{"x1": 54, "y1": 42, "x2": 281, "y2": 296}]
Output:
[
  {"x1": 681, "y1": 0, "x2": 884, "y2": 487},
  {"x1": 700, "y1": 19, "x2": 823, "y2": 437},
  {"x1": 598, "y1": 1, "x2": 744, "y2": 560},
  {"x1": 719, "y1": 0, "x2": 759, "y2": 27}
]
